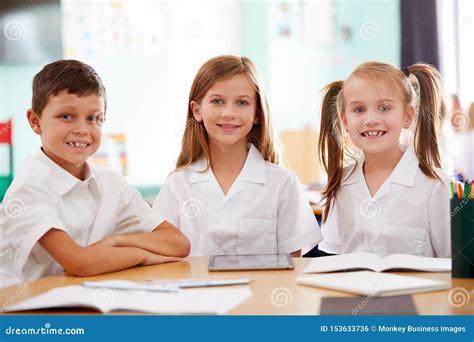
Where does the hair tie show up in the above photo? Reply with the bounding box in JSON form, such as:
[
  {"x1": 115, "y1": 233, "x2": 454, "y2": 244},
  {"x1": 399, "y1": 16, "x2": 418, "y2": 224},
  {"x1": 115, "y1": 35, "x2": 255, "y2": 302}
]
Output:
[{"x1": 401, "y1": 67, "x2": 410, "y2": 77}]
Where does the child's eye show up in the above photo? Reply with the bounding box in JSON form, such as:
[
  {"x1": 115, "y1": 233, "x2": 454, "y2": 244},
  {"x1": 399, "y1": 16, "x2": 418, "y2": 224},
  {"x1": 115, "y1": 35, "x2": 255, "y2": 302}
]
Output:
[
  {"x1": 378, "y1": 104, "x2": 390, "y2": 112},
  {"x1": 237, "y1": 100, "x2": 249, "y2": 107},
  {"x1": 89, "y1": 115, "x2": 104, "y2": 123},
  {"x1": 211, "y1": 99, "x2": 224, "y2": 105},
  {"x1": 353, "y1": 107, "x2": 365, "y2": 113},
  {"x1": 59, "y1": 113, "x2": 73, "y2": 120}
]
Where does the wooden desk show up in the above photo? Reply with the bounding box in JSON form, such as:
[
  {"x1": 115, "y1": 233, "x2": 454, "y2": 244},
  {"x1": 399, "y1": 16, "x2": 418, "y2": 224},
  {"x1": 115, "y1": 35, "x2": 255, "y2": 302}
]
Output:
[{"x1": 1, "y1": 258, "x2": 472, "y2": 315}]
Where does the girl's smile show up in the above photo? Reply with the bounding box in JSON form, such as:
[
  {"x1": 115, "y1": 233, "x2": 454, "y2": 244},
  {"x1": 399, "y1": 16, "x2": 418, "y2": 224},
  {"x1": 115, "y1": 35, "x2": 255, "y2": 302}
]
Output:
[
  {"x1": 360, "y1": 130, "x2": 388, "y2": 138},
  {"x1": 217, "y1": 123, "x2": 242, "y2": 133}
]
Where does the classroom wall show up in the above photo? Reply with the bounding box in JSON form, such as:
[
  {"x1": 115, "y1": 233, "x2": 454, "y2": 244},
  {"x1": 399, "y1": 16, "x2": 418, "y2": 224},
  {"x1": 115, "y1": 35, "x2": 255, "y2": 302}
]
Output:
[
  {"x1": 240, "y1": 1, "x2": 269, "y2": 82},
  {"x1": 0, "y1": 63, "x2": 43, "y2": 173},
  {"x1": 0, "y1": 0, "x2": 401, "y2": 186},
  {"x1": 1, "y1": 0, "x2": 241, "y2": 186},
  {"x1": 95, "y1": 1, "x2": 241, "y2": 185},
  {"x1": 268, "y1": 0, "x2": 401, "y2": 132}
]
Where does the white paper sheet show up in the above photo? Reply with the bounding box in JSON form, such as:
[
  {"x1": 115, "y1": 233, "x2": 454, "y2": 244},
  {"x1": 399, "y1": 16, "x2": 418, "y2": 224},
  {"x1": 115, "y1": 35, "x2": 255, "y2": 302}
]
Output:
[{"x1": 3, "y1": 285, "x2": 252, "y2": 314}]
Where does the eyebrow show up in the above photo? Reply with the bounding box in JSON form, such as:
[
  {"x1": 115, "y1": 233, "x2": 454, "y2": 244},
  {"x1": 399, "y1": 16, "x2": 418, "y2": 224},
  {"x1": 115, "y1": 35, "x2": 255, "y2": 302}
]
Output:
[
  {"x1": 55, "y1": 106, "x2": 104, "y2": 115},
  {"x1": 348, "y1": 99, "x2": 395, "y2": 106},
  {"x1": 55, "y1": 105, "x2": 76, "y2": 111},
  {"x1": 208, "y1": 93, "x2": 254, "y2": 99},
  {"x1": 347, "y1": 100, "x2": 364, "y2": 106}
]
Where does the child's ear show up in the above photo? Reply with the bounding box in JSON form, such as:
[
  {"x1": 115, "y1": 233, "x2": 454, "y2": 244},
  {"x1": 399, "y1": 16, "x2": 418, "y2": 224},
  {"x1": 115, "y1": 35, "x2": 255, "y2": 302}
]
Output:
[
  {"x1": 253, "y1": 112, "x2": 259, "y2": 124},
  {"x1": 340, "y1": 111, "x2": 349, "y2": 131},
  {"x1": 27, "y1": 109, "x2": 42, "y2": 135},
  {"x1": 190, "y1": 101, "x2": 202, "y2": 122},
  {"x1": 403, "y1": 105, "x2": 415, "y2": 129}
]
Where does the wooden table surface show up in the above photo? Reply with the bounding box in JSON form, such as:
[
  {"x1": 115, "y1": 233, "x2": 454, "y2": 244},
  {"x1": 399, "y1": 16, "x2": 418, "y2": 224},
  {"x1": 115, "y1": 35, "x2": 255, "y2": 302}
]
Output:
[{"x1": 1, "y1": 257, "x2": 473, "y2": 315}]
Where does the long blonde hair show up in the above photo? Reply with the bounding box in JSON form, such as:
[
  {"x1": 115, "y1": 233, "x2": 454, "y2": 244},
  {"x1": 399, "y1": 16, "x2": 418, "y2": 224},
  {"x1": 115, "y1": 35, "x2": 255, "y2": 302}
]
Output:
[
  {"x1": 176, "y1": 55, "x2": 280, "y2": 170},
  {"x1": 319, "y1": 61, "x2": 445, "y2": 222}
]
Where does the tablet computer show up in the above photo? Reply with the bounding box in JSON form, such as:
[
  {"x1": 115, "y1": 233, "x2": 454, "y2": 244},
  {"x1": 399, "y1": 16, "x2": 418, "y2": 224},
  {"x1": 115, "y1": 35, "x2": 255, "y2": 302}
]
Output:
[{"x1": 208, "y1": 254, "x2": 294, "y2": 272}]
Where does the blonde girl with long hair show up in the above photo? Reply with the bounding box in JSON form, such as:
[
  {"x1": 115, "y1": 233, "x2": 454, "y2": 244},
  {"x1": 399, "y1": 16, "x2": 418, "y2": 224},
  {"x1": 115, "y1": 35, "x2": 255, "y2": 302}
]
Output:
[
  {"x1": 154, "y1": 55, "x2": 322, "y2": 256},
  {"x1": 317, "y1": 61, "x2": 450, "y2": 258}
]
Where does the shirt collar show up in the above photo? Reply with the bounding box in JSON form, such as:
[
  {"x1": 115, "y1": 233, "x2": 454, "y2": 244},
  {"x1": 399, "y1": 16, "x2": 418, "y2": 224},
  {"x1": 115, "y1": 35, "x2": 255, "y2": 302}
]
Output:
[
  {"x1": 341, "y1": 155, "x2": 363, "y2": 186},
  {"x1": 240, "y1": 144, "x2": 266, "y2": 183},
  {"x1": 37, "y1": 148, "x2": 99, "y2": 196},
  {"x1": 390, "y1": 145, "x2": 418, "y2": 187},
  {"x1": 189, "y1": 144, "x2": 266, "y2": 184},
  {"x1": 341, "y1": 145, "x2": 418, "y2": 187},
  {"x1": 188, "y1": 157, "x2": 211, "y2": 183}
]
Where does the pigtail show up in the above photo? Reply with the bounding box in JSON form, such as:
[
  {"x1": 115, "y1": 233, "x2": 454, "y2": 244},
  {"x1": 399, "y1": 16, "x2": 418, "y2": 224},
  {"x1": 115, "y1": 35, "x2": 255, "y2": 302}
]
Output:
[
  {"x1": 319, "y1": 81, "x2": 344, "y2": 223},
  {"x1": 406, "y1": 64, "x2": 444, "y2": 179}
]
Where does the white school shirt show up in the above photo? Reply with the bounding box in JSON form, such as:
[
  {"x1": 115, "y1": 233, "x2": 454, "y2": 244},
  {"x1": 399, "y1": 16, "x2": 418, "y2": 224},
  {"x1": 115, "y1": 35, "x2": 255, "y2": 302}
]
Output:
[
  {"x1": 153, "y1": 144, "x2": 322, "y2": 256},
  {"x1": 0, "y1": 149, "x2": 165, "y2": 288},
  {"x1": 319, "y1": 145, "x2": 451, "y2": 258}
]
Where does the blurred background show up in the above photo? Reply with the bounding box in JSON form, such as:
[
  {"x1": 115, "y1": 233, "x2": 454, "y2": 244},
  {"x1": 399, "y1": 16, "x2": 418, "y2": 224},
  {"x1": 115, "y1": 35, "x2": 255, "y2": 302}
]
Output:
[{"x1": 1, "y1": 0, "x2": 473, "y2": 203}]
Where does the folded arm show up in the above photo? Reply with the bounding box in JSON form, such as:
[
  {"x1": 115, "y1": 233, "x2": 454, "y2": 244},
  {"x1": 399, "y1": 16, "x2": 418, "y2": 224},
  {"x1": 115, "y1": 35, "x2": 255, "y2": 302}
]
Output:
[
  {"x1": 108, "y1": 221, "x2": 191, "y2": 257},
  {"x1": 39, "y1": 228, "x2": 180, "y2": 277}
]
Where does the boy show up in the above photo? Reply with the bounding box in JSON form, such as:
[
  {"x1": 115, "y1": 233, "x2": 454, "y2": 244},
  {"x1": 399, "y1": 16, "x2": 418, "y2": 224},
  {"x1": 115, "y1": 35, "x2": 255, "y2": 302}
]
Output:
[{"x1": 0, "y1": 60, "x2": 190, "y2": 288}]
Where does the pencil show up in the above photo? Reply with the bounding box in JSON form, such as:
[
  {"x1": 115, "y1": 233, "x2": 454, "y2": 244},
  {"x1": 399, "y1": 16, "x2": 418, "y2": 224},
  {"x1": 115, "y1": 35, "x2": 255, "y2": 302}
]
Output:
[{"x1": 456, "y1": 183, "x2": 463, "y2": 200}]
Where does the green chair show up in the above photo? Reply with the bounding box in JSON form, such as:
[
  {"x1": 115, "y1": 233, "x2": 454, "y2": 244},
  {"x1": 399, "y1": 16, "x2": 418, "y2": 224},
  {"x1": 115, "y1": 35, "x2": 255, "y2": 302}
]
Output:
[{"x1": 0, "y1": 119, "x2": 13, "y2": 202}]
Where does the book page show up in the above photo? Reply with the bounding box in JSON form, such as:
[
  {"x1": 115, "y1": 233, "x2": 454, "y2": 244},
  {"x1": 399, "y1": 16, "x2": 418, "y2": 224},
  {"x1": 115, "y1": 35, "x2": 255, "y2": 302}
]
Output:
[
  {"x1": 297, "y1": 271, "x2": 450, "y2": 296},
  {"x1": 303, "y1": 253, "x2": 383, "y2": 273},
  {"x1": 382, "y1": 254, "x2": 451, "y2": 272},
  {"x1": 3, "y1": 285, "x2": 252, "y2": 314},
  {"x1": 2, "y1": 286, "x2": 108, "y2": 313}
]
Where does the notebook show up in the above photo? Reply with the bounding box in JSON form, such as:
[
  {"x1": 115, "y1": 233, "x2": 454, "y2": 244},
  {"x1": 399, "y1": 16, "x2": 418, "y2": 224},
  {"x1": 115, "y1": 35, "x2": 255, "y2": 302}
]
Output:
[
  {"x1": 320, "y1": 295, "x2": 418, "y2": 315},
  {"x1": 303, "y1": 253, "x2": 451, "y2": 273},
  {"x1": 297, "y1": 271, "x2": 451, "y2": 297},
  {"x1": 1, "y1": 285, "x2": 252, "y2": 314}
]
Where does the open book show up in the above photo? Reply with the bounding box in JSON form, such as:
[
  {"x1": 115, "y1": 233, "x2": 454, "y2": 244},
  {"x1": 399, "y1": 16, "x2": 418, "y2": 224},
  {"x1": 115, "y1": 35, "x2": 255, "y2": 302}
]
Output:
[
  {"x1": 303, "y1": 253, "x2": 451, "y2": 274},
  {"x1": 297, "y1": 271, "x2": 451, "y2": 297},
  {"x1": 2, "y1": 284, "x2": 252, "y2": 314}
]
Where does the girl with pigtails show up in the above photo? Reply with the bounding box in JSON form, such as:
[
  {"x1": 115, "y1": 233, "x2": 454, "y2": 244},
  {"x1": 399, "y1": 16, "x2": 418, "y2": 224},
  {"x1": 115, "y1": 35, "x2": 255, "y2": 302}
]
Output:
[{"x1": 317, "y1": 61, "x2": 451, "y2": 258}]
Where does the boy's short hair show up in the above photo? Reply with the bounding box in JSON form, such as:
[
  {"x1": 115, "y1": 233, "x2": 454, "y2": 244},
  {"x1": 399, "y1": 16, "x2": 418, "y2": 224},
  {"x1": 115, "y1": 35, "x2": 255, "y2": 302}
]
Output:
[{"x1": 32, "y1": 59, "x2": 107, "y2": 115}]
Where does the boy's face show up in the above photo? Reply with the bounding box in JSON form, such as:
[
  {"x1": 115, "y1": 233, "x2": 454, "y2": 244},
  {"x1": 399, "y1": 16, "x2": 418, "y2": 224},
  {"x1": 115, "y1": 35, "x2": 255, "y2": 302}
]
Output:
[{"x1": 27, "y1": 90, "x2": 105, "y2": 179}]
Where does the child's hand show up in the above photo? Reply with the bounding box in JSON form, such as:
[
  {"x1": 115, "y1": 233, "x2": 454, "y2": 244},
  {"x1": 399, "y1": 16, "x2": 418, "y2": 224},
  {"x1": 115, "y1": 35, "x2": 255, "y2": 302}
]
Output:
[
  {"x1": 91, "y1": 235, "x2": 120, "y2": 248},
  {"x1": 142, "y1": 252, "x2": 181, "y2": 266}
]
